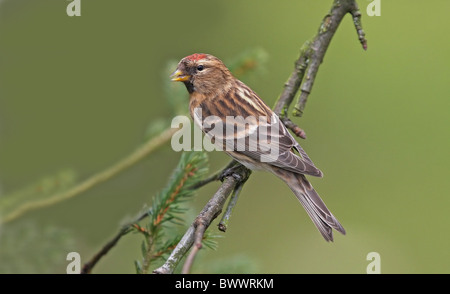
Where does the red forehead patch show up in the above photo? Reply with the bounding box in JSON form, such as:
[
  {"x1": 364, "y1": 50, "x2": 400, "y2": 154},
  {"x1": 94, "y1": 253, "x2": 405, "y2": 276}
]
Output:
[{"x1": 186, "y1": 53, "x2": 207, "y2": 61}]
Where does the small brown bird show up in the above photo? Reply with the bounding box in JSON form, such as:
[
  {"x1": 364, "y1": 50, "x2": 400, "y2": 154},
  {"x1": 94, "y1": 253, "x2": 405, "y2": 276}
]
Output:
[{"x1": 171, "y1": 53, "x2": 345, "y2": 241}]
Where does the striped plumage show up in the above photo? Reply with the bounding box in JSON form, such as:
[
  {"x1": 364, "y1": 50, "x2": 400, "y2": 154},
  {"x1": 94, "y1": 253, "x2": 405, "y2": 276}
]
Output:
[
  {"x1": 171, "y1": 53, "x2": 345, "y2": 241},
  {"x1": 192, "y1": 79, "x2": 272, "y2": 120}
]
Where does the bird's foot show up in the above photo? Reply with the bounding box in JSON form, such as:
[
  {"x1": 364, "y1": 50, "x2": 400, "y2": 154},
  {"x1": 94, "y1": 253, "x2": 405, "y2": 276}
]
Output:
[{"x1": 219, "y1": 163, "x2": 251, "y2": 183}]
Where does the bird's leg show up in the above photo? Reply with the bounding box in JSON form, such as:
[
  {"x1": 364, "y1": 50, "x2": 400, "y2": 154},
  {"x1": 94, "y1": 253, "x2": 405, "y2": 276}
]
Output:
[{"x1": 219, "y1": 161, "x2": 252, "y2": 183}]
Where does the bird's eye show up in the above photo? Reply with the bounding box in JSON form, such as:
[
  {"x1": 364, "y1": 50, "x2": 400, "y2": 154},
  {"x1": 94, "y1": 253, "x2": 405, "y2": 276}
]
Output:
[{"x1": 196, "y1": 65, "x2": 204, "y2": 71}]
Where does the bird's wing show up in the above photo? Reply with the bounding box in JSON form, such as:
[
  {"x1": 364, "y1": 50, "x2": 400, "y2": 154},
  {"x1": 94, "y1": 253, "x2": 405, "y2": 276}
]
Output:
[
  {"x1": 229, "y1": 113, "x2": 323, "y2": 177},
  {"x1": 193, "y1": 85, "x2": 322, "y2": 177}
]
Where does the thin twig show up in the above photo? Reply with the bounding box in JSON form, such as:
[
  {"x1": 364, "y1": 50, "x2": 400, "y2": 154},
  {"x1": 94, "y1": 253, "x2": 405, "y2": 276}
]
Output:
[
  {"x1": 181, "y1": 221, "x2": 206, "y2": 274},
  {"x1": 272, "y1": 0, "x2": 367, "y2": 119},
  {"x1": 189, "y1": 160, "x2": 239, "y2": 190},
  {"x1": 182, "y1": 172, "x2": 247, "y2": 273},
  {"x1": 81, "y1": 210, "x2": 149, "y2": 274},
  {"x1": 281, "y1": 117, "x2": 307, "y2": 139},
  {"x1": 2, "y1": 127, "x2": 178, "y2": 224},
  {"x1": 293, "y1": 0, "x2": 366, "y2": 117},
  {"x1": 218, "y1": 182, "x2": 245, "y2": 232},
  {"x1": 80, "y1": 227, "x2": 130, "y2": 274},
  {"x1": 349, "y1": 3, "x2": 368, "y2": 50},
  {"x1": 273, "y1": 41, "x2": 310, "y2": 118},
  {"x1": 189, "y1": 171, "x2": 221, "y2": 190}
]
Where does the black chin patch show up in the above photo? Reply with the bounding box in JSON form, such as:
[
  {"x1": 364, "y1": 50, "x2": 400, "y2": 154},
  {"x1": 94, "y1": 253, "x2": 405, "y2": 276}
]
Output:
[{"x1": 183, "y1": 81, "x2": 194, "y2": 94}]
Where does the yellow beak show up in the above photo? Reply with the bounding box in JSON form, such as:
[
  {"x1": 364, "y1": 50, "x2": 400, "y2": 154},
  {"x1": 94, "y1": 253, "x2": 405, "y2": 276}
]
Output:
[{"x1": 170, "y1": 69, "x2": 190, "y2": 82}]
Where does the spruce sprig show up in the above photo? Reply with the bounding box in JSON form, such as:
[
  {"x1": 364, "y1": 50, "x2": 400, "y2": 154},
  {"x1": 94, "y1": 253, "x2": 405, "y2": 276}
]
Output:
[{"x1": 134, "y1": 151, "x2": 209, "y2": 273}]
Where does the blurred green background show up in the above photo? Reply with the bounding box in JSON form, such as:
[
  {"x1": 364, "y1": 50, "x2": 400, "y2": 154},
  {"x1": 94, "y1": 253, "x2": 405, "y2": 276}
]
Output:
[{"x1": 0, "y1": 0, "x2": 449, "y2": 274}]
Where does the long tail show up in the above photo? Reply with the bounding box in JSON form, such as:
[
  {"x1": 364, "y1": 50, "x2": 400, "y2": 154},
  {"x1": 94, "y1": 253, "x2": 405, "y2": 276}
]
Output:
[{"x1": 271, "y1": 167, "x2": 346, "y2": 241}]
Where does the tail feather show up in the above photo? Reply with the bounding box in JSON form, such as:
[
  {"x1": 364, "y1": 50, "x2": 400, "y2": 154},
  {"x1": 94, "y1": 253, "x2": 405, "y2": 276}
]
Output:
[{"x1": 272, "y1": 168, "x2": 345, "y2": 242}]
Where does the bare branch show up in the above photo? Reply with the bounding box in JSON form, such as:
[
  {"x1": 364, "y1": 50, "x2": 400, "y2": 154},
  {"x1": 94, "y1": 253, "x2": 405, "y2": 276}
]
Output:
[
  {"x1": 181, "y1": 220, "x2": 206, "y2": 274},
  {"x1": 273, "y1": 41, "x2": 310, "y2": 118},
  {"x1": 81, "y1": 227, "x2": 129, "y2": 274},
  {"x1": 81, "y1": 212, "x2": 148, "y2": 274},
  {"x1": 273, "y1": 0, "x2": 367, "y2": 119},
  {"x1": 280, "y1": 117, "x2": 307, "y2": 139},
  {"x1": 349, "y1": 3, "x2": 368, "y2": 50},
  {"x1": 293, "y1": 0, "x2": 367, "y2": 116},
  {"x1": 218, "y1": 182, "x2": 245, "y2": 232}
]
